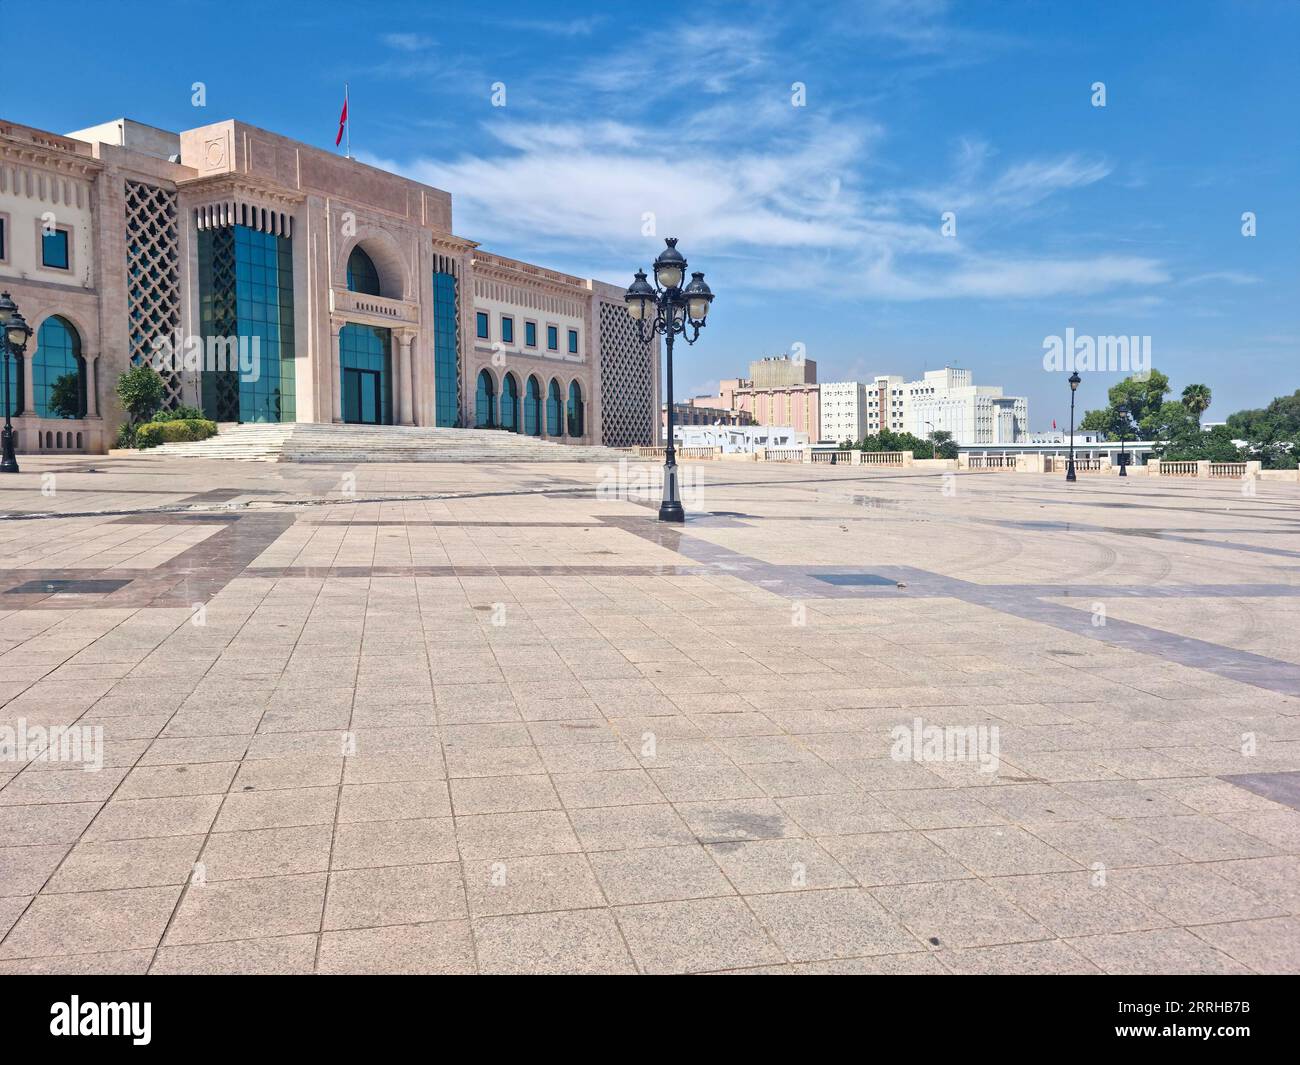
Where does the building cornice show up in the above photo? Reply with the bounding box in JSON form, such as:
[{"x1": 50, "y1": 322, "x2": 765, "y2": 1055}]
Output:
[
  {"x1": 471, "y1": 250, "x2": 588, "y2": 296},
  {"x1": 0, "y1": 136, "x2": 102, "y2": 179},
  {"x1": 175, "y1": 172, "x2": 307, "y2": 209}
]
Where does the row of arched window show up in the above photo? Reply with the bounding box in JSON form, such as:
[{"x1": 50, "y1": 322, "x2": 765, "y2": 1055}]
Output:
[
  {"x1": 2, "y1": 315, "x2": 88, "y2": 420},
  {"x1": 476, "y1": 369, "x2": 583, "y2": 438}
]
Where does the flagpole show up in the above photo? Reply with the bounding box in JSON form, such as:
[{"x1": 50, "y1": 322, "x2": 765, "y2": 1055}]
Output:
[{"x1": 344, "y1": 82, "x2": 351, "y2": 159}]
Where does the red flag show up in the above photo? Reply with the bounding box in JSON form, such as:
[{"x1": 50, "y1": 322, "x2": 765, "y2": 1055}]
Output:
[
  {"x1": 335, "y1": 92, "x2": 348, "y2": 147},
  {"x1": 1052, "y1": 419, "x2": 1057, "y2": 429}
]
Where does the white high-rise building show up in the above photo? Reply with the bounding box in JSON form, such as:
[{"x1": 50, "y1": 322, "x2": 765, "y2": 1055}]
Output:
[
  {"x1": 904, "y1": 368, "x2": 1027, "y2": 445},
  {"x1": 819, "y1": 381, "x2": 867, "y2": 442},
  {"x1": 865, "y1": 375, "x2": 909, "y2": 433}
]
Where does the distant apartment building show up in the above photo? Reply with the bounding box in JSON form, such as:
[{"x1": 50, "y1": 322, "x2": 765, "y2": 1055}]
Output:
[
  {"x1": 719, "y1": 378, "x2": 820, "y2": 438},
  {"x1": 748, "y1": 354, "x2": 816, "y2": 388},
  {"x1": 820, "y1": 380, "x2": 867, "y2": 442},
  {"x1": 867, "y1": 375, "x2": 909, "y2": 433},
  {"x1": 904, "y1": 367, "x2": 1027, "y2": 445}
]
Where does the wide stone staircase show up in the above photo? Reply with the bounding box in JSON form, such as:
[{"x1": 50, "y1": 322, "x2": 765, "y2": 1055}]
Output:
[{"x1": 143, "y1": 422, "x2": 640, "y2": 464}]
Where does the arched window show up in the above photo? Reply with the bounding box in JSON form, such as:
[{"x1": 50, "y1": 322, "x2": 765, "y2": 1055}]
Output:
[
  {"x1": 346, "y1": 246, "x2": 382, "y2": 295},
  {"x1": 34, "y1": 316, "x2": 86, "y2": 420},
  {"x1": 499, "y1": 373, "x2": 520, "y2": 432},
  {"x1": 524, "y1": 376, "x2": 542, "y2": 436},
  {"x1": 474, "y1": 369, "x2": 496, "y2": 428},
  {"x1": 546, "y1": 378, "x2": 563, "y2": 436},
  {"x1": 566, "y1": 380, "x2": 584, "y2": 438}
]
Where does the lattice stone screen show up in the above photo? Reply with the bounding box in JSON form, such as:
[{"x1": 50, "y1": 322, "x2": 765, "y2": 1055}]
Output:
[
  {"x1": 125, "y1": 180, "x2": 182, "y2": 406},
  {"x1": 599, "y1": 300, "x2": 655, "y2": 447}
]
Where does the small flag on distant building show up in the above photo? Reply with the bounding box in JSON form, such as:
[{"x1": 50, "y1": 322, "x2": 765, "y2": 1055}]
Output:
[{"x1": 335, "y1": 86, "x2": 349, "y2": 151}]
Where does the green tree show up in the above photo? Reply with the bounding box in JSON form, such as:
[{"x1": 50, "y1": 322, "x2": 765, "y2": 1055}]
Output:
[
  {"x1": 47, "y1": 372, "x2": 84, "y2": 420},
  {"x1": 928, "y1": 429, "x2": 958, "y2": 459},
  {"x1": 1181, "y1": 383, "x2": 1212, "y2": 422},
  {"x1": 115, "y1": 364, "x2": 165, "y2": 425},
  {"x1": 1080, "y1": 370, "x2": 1170, "y2": 439}
]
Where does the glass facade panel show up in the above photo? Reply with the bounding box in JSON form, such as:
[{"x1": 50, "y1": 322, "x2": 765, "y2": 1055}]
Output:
[
  {"x1": 339, "y1": 322, "x2": 392, "y2": 424},
  {"x1": 475, "y1": 369, "x2": 496, "y2": 428},
  {"x1": 34, "y1": 316, "x2": 85, "y2": 419},
  {"x1": 500, "y1": 373, "x2": 519, "y2": 432},
  {"x1": 567, "y1": 380, "x2": 584, "y2": 437},
  {"x1": 198, "y1": 225, "x2": 296, "y2": 423},
  {"x1": 524, "y1": 375, "x2": 541, "y2": 436},
  {"x1": 346, "y1": 247, "x2": 381, "y2": 295},
  {"x1": 2, "y1": 349, "x2": 21, "y2": 417},
  {"x1": 433, "y1": 271, "x2": 458, "y2": 427},
  {"x1": 546, "y1": 379, "x2": 562, "y2": 436}
]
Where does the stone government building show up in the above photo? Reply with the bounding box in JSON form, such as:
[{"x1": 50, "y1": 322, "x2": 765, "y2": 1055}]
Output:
[{"x1": 0, "y1": 116, "x2": 660, "y2": 454}]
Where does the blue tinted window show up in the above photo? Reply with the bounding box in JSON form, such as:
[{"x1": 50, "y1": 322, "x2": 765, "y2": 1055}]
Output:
[
  {"x1": 433, "y1": 272, "x2": 459, "y2": 427},
  {"x1": 34, "y1": 316, "x2": 85, "y2": 418},
  {"x1": 525, "y1": 321, "x2": 537, "y2": 347},
  {"x1": 198, "y1": 225, "x2": 296, "y2": 423},
  {"x1": 501, "y1": 316, "x2": 514, "y2": 343},
  {"x1": 476, "y1": 311, "x2": 489, "y2": 339},
  {"x1": 568, "y1": 329, "x2": 578, "y2": 354},
  {"x1": 546, "y1": 325, "x2": 558, "y2": 350},
  {"x1": 42, "y1": 229, "x2": 70, "y2": 269},
  {"x1": 346, "y1": 247, "x2": 381, "y2": 295}
]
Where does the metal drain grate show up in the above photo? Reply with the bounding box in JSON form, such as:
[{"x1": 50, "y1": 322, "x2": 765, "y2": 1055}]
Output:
[{"x1": 814, "y1": 573, "x2": 897, "y2": 587}]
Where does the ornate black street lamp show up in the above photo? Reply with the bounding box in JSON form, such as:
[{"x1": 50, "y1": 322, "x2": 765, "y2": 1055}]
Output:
[
  {"x1": 1066, "y1": 370, "x2": 1081, "y2": 483},
  {"x1": 625, "y1": 238, "x2": 714, "y2": 522},
  {"x1": 0, "y1": 291, "x2": 32, "y2": 475}
]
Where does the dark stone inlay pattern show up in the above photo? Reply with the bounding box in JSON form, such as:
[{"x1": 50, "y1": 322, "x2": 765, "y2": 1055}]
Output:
[
  {"x1": 815, "y1": 573, "x2": 900, "y2": 587},
  {"x1": 4, "y1": 578, "x2": 132, "y2": 595},
  {"x1": 1219, "y1": 771, "x2": 1300, "y2": 812}
]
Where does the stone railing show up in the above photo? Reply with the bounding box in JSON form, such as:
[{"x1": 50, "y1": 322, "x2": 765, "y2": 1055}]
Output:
[
  {"x1": 859, "y1": 451, "x2": 908, "y2": 466},
  {"x1": 764, "y1": 448, "x2": 805, "y2": 462},
  {"x1": 966, "y1": 455, "x2": 1015, "y2": 470},
  {"x1": 634, "y1": 446, "x2": 718, "y2": 460},
  {"x1": 1156, "y1": 461, "x2": 1199, "y2": 477},
  {"x1": 810, "y1": 450, "x2": 854, "y2": 464},
  {"x1": 330, "y1": 287, "x2": 421, "y2": 326},
  {"x1": 1208, "y1": 462, "x2": 1248, "y2": 478}
]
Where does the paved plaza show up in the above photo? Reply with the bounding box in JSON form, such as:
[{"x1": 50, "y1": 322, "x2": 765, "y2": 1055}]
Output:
[{"x1": 0, "y1": 454, "x2": 1298, "y2": 975}]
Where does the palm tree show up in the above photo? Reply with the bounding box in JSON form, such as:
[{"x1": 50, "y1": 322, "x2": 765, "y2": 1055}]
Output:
[{"x1": 1181, "y1": 383, "x2": 1212, "y2": 422}]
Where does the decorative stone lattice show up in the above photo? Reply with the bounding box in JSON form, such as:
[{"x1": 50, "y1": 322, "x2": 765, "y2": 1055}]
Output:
[
  {"x1": 599, "y1": 300, "x2": 656, "y2": 447},
  {"x1": 125, "y1": 181, "x2": 182, "y2": 406}
]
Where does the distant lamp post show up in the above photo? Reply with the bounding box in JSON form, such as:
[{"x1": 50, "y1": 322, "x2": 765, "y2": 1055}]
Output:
[
  {"x1": 1117, "y1": 403, "x2": 1130, "y2": 478},
  {"x1": 626, "y1": 238, "x2": 714, "y2": 522},
  {"x1": 0, "y1": 291, "x2": 32, "y2": 475},
  {"x1": 925, "y1": 421, "x2": 936, "y2": 460},
  {"x1": 1066, "y1": 370, "x2": 1081, "y2": 482}
]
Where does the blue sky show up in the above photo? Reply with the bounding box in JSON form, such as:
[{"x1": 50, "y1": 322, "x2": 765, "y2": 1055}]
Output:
[{"x1": 6, "y1": 0, "x2": 1297, "y2": 427}]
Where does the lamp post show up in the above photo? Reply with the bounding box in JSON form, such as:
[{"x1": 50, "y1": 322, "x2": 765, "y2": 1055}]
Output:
[
  {"x1": 1066, "y1": 370, "x2": 1081, "y2": 482},
  {"x1": 1117, "y1": 402, "x2": 1129, "y2": 478},
  {"x1": 625, "y1": 238, "x2": 714, "y2": 522},
  {"x1": 925, "y1": 421, "x2": 936, "y2": 460},
  {"x1": 0, "y1": 291, "x2": 32, "y2": 475}
]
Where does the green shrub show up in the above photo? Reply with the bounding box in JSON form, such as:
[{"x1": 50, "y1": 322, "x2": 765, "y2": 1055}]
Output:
[
  {"x1": 135, "y1": 418, "x2": 218, "y2": 449},
  {"x1": 153, "y1": 404, "x2": 206, "y2": 423},
  {"x1": 114, "y1": 422, "x2": 140, "y2": 450},
  {"x1": 116, "y1": 364, "x2": 166, "y2": 424}
]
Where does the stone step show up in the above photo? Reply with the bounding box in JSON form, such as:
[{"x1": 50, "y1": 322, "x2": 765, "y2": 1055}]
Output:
[{"x1": 145, "y1": 422, "x2": 638, "y2": 464}]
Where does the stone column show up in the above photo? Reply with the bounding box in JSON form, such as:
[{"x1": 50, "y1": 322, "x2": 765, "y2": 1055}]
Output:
[
  {"x1": 397, "y1": 331, "x2": 415, "y2": 426},
  {"x1": 90, "y1": 356, "x2": 101, "y2": 417},
  {"x1": 22, "y1": 354, "x2": 35, "y2": 415},
  {"x1": 330, "y1": 321, "x2": 343, "y2": 423}
]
